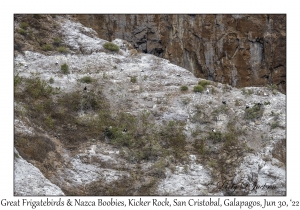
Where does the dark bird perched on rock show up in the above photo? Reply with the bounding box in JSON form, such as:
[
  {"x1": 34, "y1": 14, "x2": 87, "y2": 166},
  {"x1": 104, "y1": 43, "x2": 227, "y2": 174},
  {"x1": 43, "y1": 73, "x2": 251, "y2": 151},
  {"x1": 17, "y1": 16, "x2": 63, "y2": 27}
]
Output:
[
  {"x1": 246, "y1": 105, "x2": 250, "y2": 109},
  {"x1": 55, "y1": 61, "x2": 58, "y2": 65},
  {"x1": 84, "y1": 86, "x2": 87, "y2": 91},
  {"x1": 123, "y1": 128, "x2": 127, "y2": 133},
  {"x1": 24, "y1": 64, "x2": 28, "y2": 68},
  {"x1": 222, "y1": 101, "x2": 226, "y2": 105}
]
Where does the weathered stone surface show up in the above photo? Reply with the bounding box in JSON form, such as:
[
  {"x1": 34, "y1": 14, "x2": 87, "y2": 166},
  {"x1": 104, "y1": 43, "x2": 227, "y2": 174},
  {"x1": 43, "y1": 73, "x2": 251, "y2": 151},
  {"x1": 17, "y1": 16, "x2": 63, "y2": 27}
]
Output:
[
  {"x1": 14, "y1": 148, "x2": 65, "y2": 196},
  {"x1": 75, "y1": 14, "x2": 286, "y2": 93}
]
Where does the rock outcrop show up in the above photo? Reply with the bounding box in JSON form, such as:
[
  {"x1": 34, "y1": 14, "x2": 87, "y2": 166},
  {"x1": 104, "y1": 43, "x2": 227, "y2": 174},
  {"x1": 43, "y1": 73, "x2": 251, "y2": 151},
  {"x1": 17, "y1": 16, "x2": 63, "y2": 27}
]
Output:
[
  {"x1": 14, "y1": 149, "x2": 65, "y2": 196},
  {"x1": 74, "y1": 14, "x2": 286, "y2": 93}
]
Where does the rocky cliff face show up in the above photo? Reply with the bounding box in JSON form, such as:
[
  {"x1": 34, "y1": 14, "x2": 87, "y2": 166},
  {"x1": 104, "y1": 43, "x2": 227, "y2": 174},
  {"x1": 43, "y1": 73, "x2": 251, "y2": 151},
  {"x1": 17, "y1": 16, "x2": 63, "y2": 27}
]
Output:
[
  {"x1": 74, "y1": 14, "x2": 286, "y2": 93},
  {"x1": 14, "y1": 15, "x2": 286, "y2": 196}
]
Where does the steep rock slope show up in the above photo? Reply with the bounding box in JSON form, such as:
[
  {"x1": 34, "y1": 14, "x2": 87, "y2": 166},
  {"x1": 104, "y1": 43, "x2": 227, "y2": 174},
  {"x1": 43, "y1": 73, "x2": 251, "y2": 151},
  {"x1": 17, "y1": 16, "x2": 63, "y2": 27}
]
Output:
[
  {"x1": 75, "y1": 14, "x2": 286, "y2": 93},
  {"x1": 14, "y1": 15, "x2": 286, "y2": 196},
  {"x1": 14, "y1": 149, "x2": 65, "y2": 196}
]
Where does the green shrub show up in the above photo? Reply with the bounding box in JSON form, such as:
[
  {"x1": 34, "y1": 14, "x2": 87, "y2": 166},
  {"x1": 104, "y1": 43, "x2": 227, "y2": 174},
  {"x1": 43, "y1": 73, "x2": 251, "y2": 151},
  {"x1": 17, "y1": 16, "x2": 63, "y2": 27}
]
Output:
[
  {"x1": 53, "y1": 37, "x2": 62, "y2": 47},
  {"x1": 49, "y1": 77, "x2": 54, "y2": 84},
  {"x1": 20, "y1": 22, "x2": 29, "y2": 30},
  {"x1": 267, "y1": 84, "x2": 278, "y2": 95},
  {"x1": 181, "y1": 97, "x2": 191, "y2": 105},
  {"x1": 25, "y1": 77, "x2": 53, "y2": 99},
  {"x1": 18, "y1": 28, "x2": 26, "y2": 35},
  {"x1": 208, "y1": 159, "x2": 218, "y2": 168},
  {"x1": 159, "y1": 121, "x2": 187, "y2": 159},
  {"x1": 267, "y1": 84, "x2": 278, "y2": 91},
  {"x1": 193, "y1": 85, "x2": 204, "y2": 93},
  {"x1": 190, "y1": 104, "x2": 210, "y2": 124},
  {"x1": 14, "y1": 74, "x2": 23, "y2": 87},
  {"x1": 193, "y1": 139, "x2": 207, "y2": 156},
  {"x1": 80, "y1": 76, "x2": 93, "y2": 83},
  {"x1": 241, "y1": 88, "x2": 246, "y2": 95},
  {"x1": 28, "y1": 30, "x2": 33, "y2": 37},
  {"x1": 110, "y1": 129, "x2": 133, "y2": 147},
  {"x1": 198, "y1": 80, "x2": 210, "y2": 88},
  {"x1": 180, "y1": 86, "x2": 188, "y2": 91},
  {"x1": 45, "y1": 115, "x2": 54, "y2": 129},
  {"x1": 244, "y1": 104, "x2": 264, "y2": 120},
  {"x1": 130, "y1": 76, "x2": 137, "y2": 83},
  {"x1": 264, "y1": 101, "x2": 271, "y2": 105},
  {"x1": 14, "y1": 152, "x2": 20, "y2": 159},
  {"x1": 103, "y1": 72, "x2": 108, "y2": 79},
  {"x1": 270, "y1": 122, "x2": 280, "y2": 130},
  {"x1": 247, "y1": 89, "x2": 254, "y2": 96},
  {"x1": 41, "y1": 44, "x2": 54, "y2": 51},
  {"x1": 61, "y1": 63, "x2": 69, "y2": 74},
  {"x1": 242, "y1": 88, "x2": 254, "y2": 96},
  {"x1": 208, "y1": 131, "x2": 223, "y2": 143},
  {"x1": 57, "y1": 46, "x2": 67, "y2": 53},
  {"x1": 103, "y1": 42, "x2": 119, "y2": 52}
]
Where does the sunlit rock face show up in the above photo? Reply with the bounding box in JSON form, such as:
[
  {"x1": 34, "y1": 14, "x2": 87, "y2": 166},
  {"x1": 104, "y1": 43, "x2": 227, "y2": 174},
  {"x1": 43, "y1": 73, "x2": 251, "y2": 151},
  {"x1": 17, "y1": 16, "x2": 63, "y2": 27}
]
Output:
[{"x1": 75, "y1": 14, "x2": 286, "y2": 93}]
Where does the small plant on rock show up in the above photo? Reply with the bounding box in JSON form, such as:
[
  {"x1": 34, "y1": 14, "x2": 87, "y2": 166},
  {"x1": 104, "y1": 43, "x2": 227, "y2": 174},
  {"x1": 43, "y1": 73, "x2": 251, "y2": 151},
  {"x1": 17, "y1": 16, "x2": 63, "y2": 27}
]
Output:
[
  {"x1": 49, "y1": 77, "x2": 54, "y2": 84},
  {"x1": 235, "y1": 99, "x2": 241, "y2": 106},
  {"x1": 198, "y1": 80, "x2": 210, "y2": 88},
  {"x1": 18, "y1": 28, "x2": 26, "y2": 35},
  {"x1": 270, "y1": 121, "x2": 280, "y2": 130},
  {"x1": 193, "y1": 139, "x2": 207, "y2": 156},
  {"x1": 41, "y1": 44, "x2": 54, "y2": 51},
  {"x1": 14, "y1": 74, "x2": 23, "y2": 87},
  {"x1": 53, "y1": 37, "x2": 62, "y2": 47},
  {"x1": 193, "y1": 85, "x2": 204, "y2": 93},
  {"x1": 130, "y1": 76, "x2": 137, "y2": 83},
  {"x1": 180, "y1": 86, "x2": 188, "y2": 91},
  {"x1": 80, "y1": 76, "x2": 93, "y2": 83},
  {"x1": 244, "y1": 104, "x2": 264, "y2": 121},
  {"x1": 57, "y1": 46, "x2": 68, "y2": 53},
  {"x1": 103, "y1": 42, "x2": 119, "y2": 52},
  {"x1": 61, "y1": 63, "x2": 69, "y2": 74},
  {"x1": 20, "y1": 22, "x2": 29, "y2": 30},
  {"x1": 208, "y1": 131, "x2": 223, "y2": 143}
]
